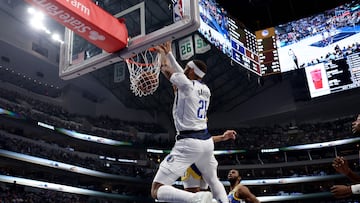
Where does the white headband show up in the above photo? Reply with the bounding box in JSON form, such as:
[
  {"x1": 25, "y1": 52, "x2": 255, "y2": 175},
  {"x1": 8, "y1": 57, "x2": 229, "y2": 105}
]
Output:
[{"x1": 187, "y1": 61, "x2": 205, "y2": 78}]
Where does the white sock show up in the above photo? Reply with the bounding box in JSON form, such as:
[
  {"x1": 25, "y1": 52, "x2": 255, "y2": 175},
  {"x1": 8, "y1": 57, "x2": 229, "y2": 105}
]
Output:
[{"x1": 157, "y1": 185, "x2": 195, "y2": 203}]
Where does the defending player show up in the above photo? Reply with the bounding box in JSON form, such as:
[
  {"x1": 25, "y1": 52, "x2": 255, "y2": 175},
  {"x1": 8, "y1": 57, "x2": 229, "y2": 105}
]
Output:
[
  {"x1": 151, "y1": 41, "x2": 230, "y2": 203},
  {"x1": 227, "y1": 169, "x2": 260, "y2": 203}
]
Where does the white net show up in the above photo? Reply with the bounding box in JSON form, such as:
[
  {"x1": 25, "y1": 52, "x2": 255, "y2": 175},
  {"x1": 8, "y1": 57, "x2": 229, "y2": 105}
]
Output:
[{"x1": 125, "y1": 49, "x2": 161, "y2": 97}]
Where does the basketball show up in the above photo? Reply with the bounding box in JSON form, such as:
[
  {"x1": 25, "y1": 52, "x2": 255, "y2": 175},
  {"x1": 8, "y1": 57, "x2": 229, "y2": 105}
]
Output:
[{"x1": 138, "y1": 72, "x2": 159, "y2": 93}]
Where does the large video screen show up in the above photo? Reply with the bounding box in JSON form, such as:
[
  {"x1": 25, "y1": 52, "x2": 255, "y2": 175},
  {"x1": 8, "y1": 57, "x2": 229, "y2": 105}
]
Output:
[
  {"x1": 305, "y1": 51, "x2": 360, "y2": 98},
  {"x1": 256, "y1": 28, "x2": 281, "y2": 76},
  {"x1": 198, "y1": 0, "x2": 231, "y2": 56},
  {"x1": 198, "y1": 0, "x2": 260, "y2": 75},
  {"x1": 270, "y1": 0, "x2": 360, "y2": 98},
  {"x1": 275, "y1": 0, "x2": 360, "y2": 73}
]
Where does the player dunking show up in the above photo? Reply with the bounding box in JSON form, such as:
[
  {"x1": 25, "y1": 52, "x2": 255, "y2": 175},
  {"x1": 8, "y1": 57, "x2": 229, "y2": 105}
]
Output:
[{"x1": 151, "y1": 41, "x2": 230, "y2": 203}]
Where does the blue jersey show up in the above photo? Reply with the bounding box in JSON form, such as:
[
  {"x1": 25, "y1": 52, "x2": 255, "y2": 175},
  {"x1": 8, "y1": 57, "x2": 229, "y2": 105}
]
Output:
[{"x1": 228, "y1": 191, "x2": 246, "y2": 203}]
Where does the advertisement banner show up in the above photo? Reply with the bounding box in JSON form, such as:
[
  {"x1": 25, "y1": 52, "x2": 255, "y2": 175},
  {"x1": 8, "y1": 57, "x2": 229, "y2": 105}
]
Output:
[{"x1": 25, "y1": 0, "x2": 128, "y2": 53}]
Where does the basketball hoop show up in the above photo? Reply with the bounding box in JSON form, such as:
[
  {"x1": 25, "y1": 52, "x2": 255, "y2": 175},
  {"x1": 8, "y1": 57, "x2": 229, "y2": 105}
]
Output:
[{"x1": 125, "y1": 48, "x2": 161, "y2": 97}]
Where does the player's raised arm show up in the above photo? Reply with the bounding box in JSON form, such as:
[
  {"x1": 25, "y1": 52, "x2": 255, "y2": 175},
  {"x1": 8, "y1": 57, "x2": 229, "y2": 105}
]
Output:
[
  {"x1": 162, "y1": 41, "x2": 184, "y2": 73},
  {"x1": 155, "y1": 41, "x2": 180, "y2": 80},
  {"x1": 156, "y1": 41, "x2": 183, "y2": 72}
]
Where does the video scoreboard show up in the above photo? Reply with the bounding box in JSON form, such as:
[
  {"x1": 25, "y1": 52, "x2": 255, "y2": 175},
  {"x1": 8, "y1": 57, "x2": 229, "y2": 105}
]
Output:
[
  {"x1": 228, "y1": 16, "x2": 261, "y2": 76},
  {"x1": 255, "y1": 28, "x2": 281, "y2": 76},
  {"x1": 198, "y1": 0, "x2": 261, "y2": 76}
]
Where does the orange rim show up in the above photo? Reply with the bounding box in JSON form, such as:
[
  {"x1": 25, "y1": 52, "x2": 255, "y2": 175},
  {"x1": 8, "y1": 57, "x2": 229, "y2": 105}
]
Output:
[
  {"x1": 125, "y1": 47, "x2": 158, "y2": 67},
  {"x1": 125, "y1": 59, "x2": 157, "y2": 67}
]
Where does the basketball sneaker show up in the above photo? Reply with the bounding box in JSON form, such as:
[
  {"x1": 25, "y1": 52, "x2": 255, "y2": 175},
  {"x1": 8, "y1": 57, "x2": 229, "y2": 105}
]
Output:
[{"x1": 189, "y1": 191, "x2": 213, "y2": 203}]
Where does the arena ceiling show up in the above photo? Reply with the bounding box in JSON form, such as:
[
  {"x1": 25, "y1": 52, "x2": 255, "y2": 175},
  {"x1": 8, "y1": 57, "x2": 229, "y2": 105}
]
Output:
[
  {"x1": 90, "y1": 0, "x2": 355, "y2": 118},
  {"x1": 0, "y1": 0, "x2": 355, "y2": 120}
]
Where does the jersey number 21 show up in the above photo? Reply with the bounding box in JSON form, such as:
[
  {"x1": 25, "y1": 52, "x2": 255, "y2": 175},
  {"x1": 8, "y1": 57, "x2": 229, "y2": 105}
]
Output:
[{"x1": 197, "y1": 100, "x2": 207, "y2": 119}]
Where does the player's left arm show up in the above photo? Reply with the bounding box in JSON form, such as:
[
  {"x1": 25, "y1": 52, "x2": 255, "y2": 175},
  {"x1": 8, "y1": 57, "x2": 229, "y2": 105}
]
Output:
[
  {"x1": 212, "y1": 130, "x2": 236, "y2": 143},
  {"x1": 236, "y1": 185, "x2": 260, "y2": 203}
]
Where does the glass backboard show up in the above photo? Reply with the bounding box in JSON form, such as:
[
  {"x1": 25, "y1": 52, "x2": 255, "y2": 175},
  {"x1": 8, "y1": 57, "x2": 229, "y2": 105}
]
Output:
[{"x1": 58, "y1": 0, "x2": 200, "y2": 80}]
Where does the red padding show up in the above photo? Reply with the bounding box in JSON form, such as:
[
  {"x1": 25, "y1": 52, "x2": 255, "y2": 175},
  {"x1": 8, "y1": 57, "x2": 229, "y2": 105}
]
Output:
[{"x1": 25, "y1": 0, "x2": 128, "y2": 53}]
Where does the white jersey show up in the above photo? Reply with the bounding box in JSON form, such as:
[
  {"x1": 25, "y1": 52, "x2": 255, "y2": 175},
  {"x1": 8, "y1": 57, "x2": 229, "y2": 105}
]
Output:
[{"x1": 169, "y1": 72, "x2": 210, "y2": 133}]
